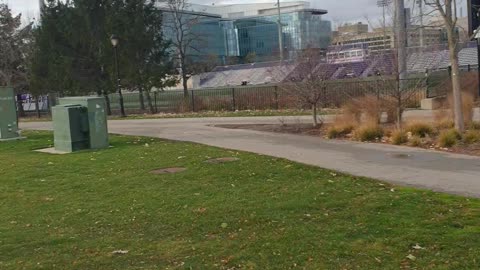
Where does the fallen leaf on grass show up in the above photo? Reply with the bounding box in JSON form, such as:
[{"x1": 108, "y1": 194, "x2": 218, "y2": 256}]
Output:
[
  {"x1": 406, "y1": 254, "x2": 416, "y2": 261},
  {"x1": 112, "y1": 250, "x2": 129, "y2": 255},
  {"x1": 412, "y1": 244, "x2": 425, "y2": 250}
]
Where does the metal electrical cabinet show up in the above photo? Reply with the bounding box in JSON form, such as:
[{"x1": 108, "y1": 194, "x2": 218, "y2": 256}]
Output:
[
  {"x1": 53, "y1": 97, "x2": 109, "y2": 152},
  {"x1": 0, "y1": 87, "x2": 21, "y2": 141},
  {"x1": 52, "y1": 105, "x2": 90, "y2": 152},
  {"x1": 58, "y1": 97, "x2": 109, "y2": 149}
]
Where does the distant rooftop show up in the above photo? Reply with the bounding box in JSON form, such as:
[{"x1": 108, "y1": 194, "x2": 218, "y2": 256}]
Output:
[
  {"x1": 177, "y1": 1, "x2": 327, "y2": 19},
  {"x1": 155, "y1": 7, "x2": 222, "y2": 18}
]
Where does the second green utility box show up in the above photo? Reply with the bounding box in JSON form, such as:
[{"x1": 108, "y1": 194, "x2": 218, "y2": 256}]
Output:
[
  {"x1": 0, "y1": 87, "x2": 21, "y2": 141},
  {"x1": 53, "y1": 97, "x2": 109, "y2": 152}
]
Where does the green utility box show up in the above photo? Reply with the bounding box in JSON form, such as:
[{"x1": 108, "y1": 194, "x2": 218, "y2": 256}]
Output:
[
  {"x1": 52, "y1": 97, "x2": 109, "y2": 152},
  {"x1": 52, "y1": 105, "x2": 90, "y2": 152},
  {"x1": 58, "y1": 97, "x2": 109, "y2": 149},
  {"x1": 0, "y1": 87, "x2": 21, "y2": 141}
]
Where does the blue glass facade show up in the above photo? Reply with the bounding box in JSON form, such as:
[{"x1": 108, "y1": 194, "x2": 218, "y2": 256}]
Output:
[
  {"x1": 161, "y1": 10, "x2": 227, "y2": 60},
  {"x1": 161, "y1": 9, "x2": 332, "y2": 62},
  {"x1": 231, "y1": 11, "x2": 332, "y2": 58}
]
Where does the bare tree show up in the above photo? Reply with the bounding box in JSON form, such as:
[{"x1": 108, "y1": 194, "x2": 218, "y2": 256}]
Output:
[
  {"x1": 424, "y1": 0, "x2": 464, "y2": 131},
  {"x1": 161, "y1": 0, "x2": 201, "y2": 97},
  {"x1": 282, "y1": 49, "x2": 333, "y2": 127}
]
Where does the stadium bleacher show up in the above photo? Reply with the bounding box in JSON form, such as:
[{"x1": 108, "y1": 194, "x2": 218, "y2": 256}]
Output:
[{"x1": 194, "y1": 45, "x2": 480, "y2": 88}]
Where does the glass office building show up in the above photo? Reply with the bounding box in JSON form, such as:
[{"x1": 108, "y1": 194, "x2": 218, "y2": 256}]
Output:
[
  {"x1": 231, "y1": 10, "x2": 332, "y2": 59},
  {"x1": 161, "y1": 8, "x2": 332, "y2": 62},
  {"x1": 160, "y1": 9, "x2": 228, "y2": 61}
]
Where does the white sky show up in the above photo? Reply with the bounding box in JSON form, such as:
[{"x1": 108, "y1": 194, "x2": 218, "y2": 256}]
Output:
[{"x1": 3, "y1": 0, "x2": 469, "y2": 28}]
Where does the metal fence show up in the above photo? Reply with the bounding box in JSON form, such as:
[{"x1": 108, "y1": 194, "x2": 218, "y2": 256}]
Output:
[
  {"x1": 425, "y1": 65, "x2": 480, "y2": 99},
  {"x1": 104, "y1": 78, "x2": 427, "y2": 115},
  {"x1": 20, "y1": 77, "x2": 429, "y2": 116}
]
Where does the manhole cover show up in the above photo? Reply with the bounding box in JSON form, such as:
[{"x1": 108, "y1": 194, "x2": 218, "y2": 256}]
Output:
[
  {"x1": 151, "y1": 167, "x2": 187, "y2": 174},
  {"x1": 390, "y1": 153, "x2": 412, "y2": 159},
  {"x1": 205, "y1": 157, "x2": 240, "y2": 164}
]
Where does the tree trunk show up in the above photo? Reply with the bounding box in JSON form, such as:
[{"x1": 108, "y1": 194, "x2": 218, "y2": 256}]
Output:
[
  {"x1": 145, "y1": 90, "x2": 155, "y2": 114},
  {"x1": 47, "y1": 93, "x2": 56, "y2": 116},
  {"x1": 446, "y1": 29, "x2": 465, "y2": 132},
  {"x1": 396, "y1": 100, "x2": 403, "y2": 130},
  {"x1": 180, "y1": 56, "x2": 189, "y2": 98},
  {"x1": 35, "y1": 96, "x2": 41, "y2": 118},
  {"x1": 103, "y1": 91, "x2": 112, "y2": 116},
  {"x1": 16, "y1": 94, "x2": 25, "y2": 118},
  {"x1": 139, "y1": 86, "x2": 146, "y2": 111},
  {"x1": 396, "y1": 87, "x2": 403, "y2": 130},
  {"x1": 312, "y1": 104, "x2": 318, "y2": 127},
  {"x1": 182, "y1": 72, "x2": 189, "y2": 98}
]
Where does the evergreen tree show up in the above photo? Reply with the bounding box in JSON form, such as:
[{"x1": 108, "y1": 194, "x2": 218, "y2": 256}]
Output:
[
  {"x1": 30, "y1": 0, "x2": 174, "y2": 115},
  {"x1": 112, "y1": 0, "x2": 175, "y2": 113},
  {"x1": 0, "y1": 4, "x2": 33, "y2": 89}
]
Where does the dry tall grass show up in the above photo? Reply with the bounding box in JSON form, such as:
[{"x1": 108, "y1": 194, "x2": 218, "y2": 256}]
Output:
[{"x1": 342, "y1": 95, "x2": 383, "y2": 125}]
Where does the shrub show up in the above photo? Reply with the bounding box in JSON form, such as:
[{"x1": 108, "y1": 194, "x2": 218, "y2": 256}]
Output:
[
  {"x1": 406, "y1": 122, "x2": 434, "y2": 138},
  {"x1": 391, "y1": 130, "x2": 408, "y2": 145},
  {"x1": 354, "y1": 125, "x2": 384, "y2": 142},
  {"x1": 327, "y1": 124, "x2": 355, "y2": 139},
  {"x1": 447, "y1": 91, "x2": 475, "y2": 124},
  {"x1": 463, "y1": 130, "x2": 480, "y2": 144},
  {"x1": 438, "y1": 129, "x2": 461, "y2": 148},
  {"x1": 435, "y1": 119, "x2": 455, "y2": 130},
  {"x1": 356, "y1": 95, "x2": 382, "y2": 124},
  {"x1": 382, "y1": 96, "x2": 400, "y2": 124},
  {"x1": 341, "y1": 101, "x2": 362, "y2": 124},
  {"x1": 468, "y1": 121, "x2": 480, "y2": 130},
  {"x1": 408, "y1": 136, "x2": 422, "y2": 147},
  {"x1": 461, "y1": 92, "x2": 475, "y2": 124}
]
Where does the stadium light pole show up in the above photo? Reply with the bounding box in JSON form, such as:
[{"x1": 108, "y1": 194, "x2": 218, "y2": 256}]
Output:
[
  {"x1": 276, "y1": 0, "x2": 284, "y2": 61},
  {"x1": 476, "y1": 26, "x2": 480, "y2": 97},
  {"x1": 377, "y1": 0, "x2": 392, "y2": 51},
  {"x1": 394, "y1": 0, "x2": 407, "y2": 89}
]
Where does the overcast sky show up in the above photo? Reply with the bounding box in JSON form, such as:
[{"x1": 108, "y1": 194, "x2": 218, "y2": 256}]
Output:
[{"x1": 2, "y1": 0, "x2": 469, "y2": 27}]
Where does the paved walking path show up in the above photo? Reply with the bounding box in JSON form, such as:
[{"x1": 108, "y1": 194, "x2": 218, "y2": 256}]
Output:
[{"x1": 21, "y1": 114, "x2": 480, "y2": 198}]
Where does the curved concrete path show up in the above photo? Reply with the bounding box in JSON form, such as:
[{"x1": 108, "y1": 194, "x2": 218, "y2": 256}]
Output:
[{"x1": 21, "y1": 115, "x2": 480, "y2": 198}]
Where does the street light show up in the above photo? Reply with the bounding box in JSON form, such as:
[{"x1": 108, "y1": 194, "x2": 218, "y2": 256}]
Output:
[{"x1": 110, "y1": 34, "x2": 126, "y2": 117}]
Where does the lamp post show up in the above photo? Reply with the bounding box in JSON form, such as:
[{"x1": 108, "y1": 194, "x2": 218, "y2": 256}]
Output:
[{"x1": 110, "y1": 34, "x2": 126, "y2": 117}]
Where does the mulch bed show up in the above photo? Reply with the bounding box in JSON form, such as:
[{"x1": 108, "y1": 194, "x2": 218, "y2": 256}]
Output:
[{"x1": 216, "y1": 123, "x2": 480, "y2": 157}]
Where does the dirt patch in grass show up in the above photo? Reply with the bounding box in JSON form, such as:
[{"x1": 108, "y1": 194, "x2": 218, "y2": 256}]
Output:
[{"x1": 151, "y1": 167, "x2": 187, "y2": 174}]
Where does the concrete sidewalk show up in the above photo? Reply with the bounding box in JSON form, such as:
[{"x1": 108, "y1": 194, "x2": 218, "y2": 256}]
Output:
[{"x1": 21, "y1": 115, "x2": 480, "y2": 198}]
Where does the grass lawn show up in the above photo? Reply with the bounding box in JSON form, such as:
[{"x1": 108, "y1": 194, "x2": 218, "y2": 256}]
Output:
[{"x1": 1, "y1": 131, "x2": 480, "y2": 269}]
